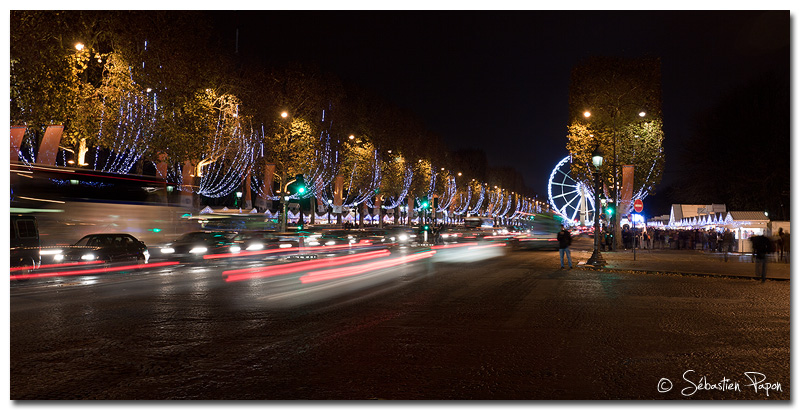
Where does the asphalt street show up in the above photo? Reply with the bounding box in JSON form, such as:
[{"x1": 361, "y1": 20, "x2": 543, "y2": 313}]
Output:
[{"x1": 10, "y1": 238, "x2": 789, "y2": 400}]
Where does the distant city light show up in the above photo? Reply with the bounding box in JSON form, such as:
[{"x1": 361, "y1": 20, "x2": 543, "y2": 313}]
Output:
[
  {"x1": 583, "y1": 111, "x2": 591, "y2": 118},
  {"x1": 639, "y1": 111, "x2": 646, "y2": 117},
  {"x1": 75, "y1": 43, "x2": 84, "y2": 51},
  {"x1": 281, "y1": 111, "x2": 288, "y2": 118}
]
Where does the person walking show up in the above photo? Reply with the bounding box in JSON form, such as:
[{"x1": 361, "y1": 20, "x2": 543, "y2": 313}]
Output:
[
  {"x1": 557, "y1": 226, "x2": 573, "y2": 269},
  {"x1": 750, "y1": 234, "x2": 771, "y2": 282}
]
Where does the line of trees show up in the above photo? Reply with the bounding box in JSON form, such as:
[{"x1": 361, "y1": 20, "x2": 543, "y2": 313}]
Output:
[{"x1": 11, "y1": 11, "x2": 539, "y2": 216}]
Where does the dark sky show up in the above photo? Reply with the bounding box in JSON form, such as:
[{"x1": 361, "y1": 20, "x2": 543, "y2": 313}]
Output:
[{"x1": 210, "y1": 10, "x2": 789, "y2": 216}]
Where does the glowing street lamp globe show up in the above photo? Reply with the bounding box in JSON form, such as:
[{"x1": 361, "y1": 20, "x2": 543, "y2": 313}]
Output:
[{"x1": 592, "y1": 146, "x2": 604, "y2": 169}]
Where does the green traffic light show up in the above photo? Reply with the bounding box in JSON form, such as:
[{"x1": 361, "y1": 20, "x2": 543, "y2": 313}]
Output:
[
  {"x1": 606, "y1": 208, "x2": 614, "y2": 215},
  {"x1": 423, "y1": 225, "x2": 430, "y2": 231},
  {"x1": 422, "y1": 201, "x2": 429, "y2": 208},
  {"x1": 298, "y1": 186, "x2": 306, "y2": 194}
]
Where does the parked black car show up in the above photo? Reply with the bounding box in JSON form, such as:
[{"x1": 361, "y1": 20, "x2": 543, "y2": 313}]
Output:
[
  {"x1": 159, "y1": 231, "x2": 234, "y2": 260},
  {"x1": 54, "y1": 233, "x2": 149, "y2": 264}
]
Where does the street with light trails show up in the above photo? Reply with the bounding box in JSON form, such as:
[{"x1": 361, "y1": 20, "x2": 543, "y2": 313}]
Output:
[{"x1": 10, "y1": 236, "x2": 788, "y2": 399}]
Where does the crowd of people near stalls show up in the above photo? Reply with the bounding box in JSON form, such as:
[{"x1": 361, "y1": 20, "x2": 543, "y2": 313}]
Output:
[{"x1": 599, "y1": 226, "x2": 790, "y2": 261}]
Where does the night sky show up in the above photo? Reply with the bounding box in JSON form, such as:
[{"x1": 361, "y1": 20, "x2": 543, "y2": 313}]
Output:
[{"x1": 210, "y1": 10, "x2": 789, "y2": 216}]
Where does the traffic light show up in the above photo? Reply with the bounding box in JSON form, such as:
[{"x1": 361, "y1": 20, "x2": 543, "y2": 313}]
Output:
[
  {"x1": 421, "y1": 197, "x2": 429, "y2": 209},
  {"x1": 606, "y1": 204, "x2": 615, "y2": 217},
  {"x1": 422, "y1": 224, "x2": 430, "y2": 231},
  {"x1": 433, "y1": 197, "x2": 439, "y2": 209},
  {"x1": 288, "y1": 174, "x2": 306, "y2": 195}
]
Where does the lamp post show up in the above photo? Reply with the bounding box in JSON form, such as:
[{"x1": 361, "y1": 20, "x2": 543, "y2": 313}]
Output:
[
  {"x1": 586, "y1": 145, "x2": 606, "y2": 266},
  {"x1": 279, "y1": 111, "x2": 290, "y2": 232}
]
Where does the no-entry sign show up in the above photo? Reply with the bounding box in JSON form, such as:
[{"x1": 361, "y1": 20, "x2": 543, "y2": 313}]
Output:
[{"x1": 633, "y1": 199, "x2": 644, "y2": 213}]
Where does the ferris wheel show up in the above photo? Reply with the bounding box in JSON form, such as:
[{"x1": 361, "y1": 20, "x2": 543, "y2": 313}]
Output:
[{"x1": 548, "y1": 156, "x2": 595, "y2": 225}]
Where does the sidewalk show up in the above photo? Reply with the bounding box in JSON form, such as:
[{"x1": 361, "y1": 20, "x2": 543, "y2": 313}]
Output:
[{"x1": 573, "y1": 248, "x2": 790, "y2": 281}]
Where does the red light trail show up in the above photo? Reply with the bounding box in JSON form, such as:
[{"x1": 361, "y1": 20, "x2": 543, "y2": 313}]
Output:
[
  {"x1": 10, "y1": 261, "x2": 179, "y2": 281},
  {"x1": 300, "y1": 250, "x2": 436, "y2": 284},
  {"x1": 222, "y1": 250, "x2": 391, "y2": 282}
]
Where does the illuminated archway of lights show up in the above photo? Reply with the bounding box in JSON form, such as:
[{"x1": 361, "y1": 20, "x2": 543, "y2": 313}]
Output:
[{"x1": 548, "y1": 156, "x2": 595, "y2": 224}]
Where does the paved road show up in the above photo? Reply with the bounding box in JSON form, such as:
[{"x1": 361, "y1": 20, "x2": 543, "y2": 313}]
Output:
[{"x1": 10, "y1": 242, "x2": 789, "y2": 399}]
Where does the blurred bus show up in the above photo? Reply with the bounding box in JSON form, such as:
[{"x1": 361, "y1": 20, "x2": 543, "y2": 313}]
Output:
[
  {"x1": 11, "y1": 162, "x2": 193, "y2": 246},
  {"x1": 10, "y1": 214, "x2": 40, "y2": 270}
]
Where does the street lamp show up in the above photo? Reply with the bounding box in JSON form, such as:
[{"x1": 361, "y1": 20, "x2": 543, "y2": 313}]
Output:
[
  {"x1": 279, "y1": 111, "x2": 291, "y2": 232},
  {"x1": 587, "y1": 145, "x2": 606, "y2": 266}
]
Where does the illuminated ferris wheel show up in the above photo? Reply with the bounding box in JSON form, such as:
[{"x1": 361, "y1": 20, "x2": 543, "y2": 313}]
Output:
[{"x1": 548, "y1": 156, "x2": 595, "y2": 225}]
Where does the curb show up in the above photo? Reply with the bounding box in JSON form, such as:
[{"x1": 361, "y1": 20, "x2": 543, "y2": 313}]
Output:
[{"x1": 577, "y1": 264, "x2": 789, "y2": 281}]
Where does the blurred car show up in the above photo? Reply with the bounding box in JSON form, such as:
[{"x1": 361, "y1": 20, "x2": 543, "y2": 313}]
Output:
[
  {"x1": 159, "y1": 231, "x2": 234, "y2": 260},
  {"x1": 307, "y1": 229, "x2": 356, "y2": 247},
  {"x1": 355, "y1": 227, "x2": 419, "y2": 246},
  {"x1": 53, "y1": 233, "x2": 149, "y2": 264},
  {"x1": 437, "y1": 227, "x2": 465, "y2": 244},
  {"x1": 229, "y1": 231, "x2": 299, "y2": 253}
]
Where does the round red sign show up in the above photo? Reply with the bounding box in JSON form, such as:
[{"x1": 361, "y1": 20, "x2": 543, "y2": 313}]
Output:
[{"x1": 633, "y1": 199, "x2": 644, "y2": 213}]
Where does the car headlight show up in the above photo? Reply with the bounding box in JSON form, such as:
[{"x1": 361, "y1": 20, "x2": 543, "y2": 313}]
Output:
[
  {"x1": 398, "y1": 234, "x2": 409, "y2": 242},
  {"x1": 307, "y1": 240, "x2": 320, "y2": 246},
  {"x1": 279, "y1": 243, "x2": 293, "y2": 248},
  {"x1": 230, "y1": 245, "x2": 241, "y2": 253},
  {"x1": 189, "y1": 247, "x2": 207, "y2": 254},
  {"x1": 325, "y1": 240, "x2": 336, "y2": 246},
  {"x1": 81, "y1": 253, "x2": 96, "y2": 261},
  {"x1": 442, "y1": 234, "x2": 450, "y2": 238},
  {"x1": 160, "y1": 247, "x2": 175, "y2": 254},
  {"x1": 246, "y1": 243, "x2": 264, "y2": 251},
  {"x1": 54, "y1": 254, "x2": 64, "y2": 261},
  {"x1": 40, "y1": 249, "x2": 62, "y2": 255}
]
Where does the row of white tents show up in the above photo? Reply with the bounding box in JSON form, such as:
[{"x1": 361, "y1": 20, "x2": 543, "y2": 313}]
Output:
[{"x1": 199, "y1": 206, "x2": 415, "y2": 224}]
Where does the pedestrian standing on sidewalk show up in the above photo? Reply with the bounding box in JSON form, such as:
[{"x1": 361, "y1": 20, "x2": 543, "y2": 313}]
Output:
[
  {"x1": 557, "y1": 226, "x2": 573, "y2": 269},
  {"x1": 722, "y1": 229, "x2": 734, "y2": 262},
  {"x1": 750, "y1": 234, "x2": 771, "y2": 282}
]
